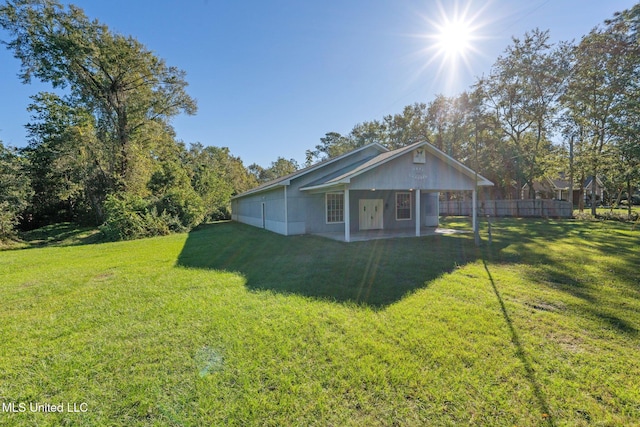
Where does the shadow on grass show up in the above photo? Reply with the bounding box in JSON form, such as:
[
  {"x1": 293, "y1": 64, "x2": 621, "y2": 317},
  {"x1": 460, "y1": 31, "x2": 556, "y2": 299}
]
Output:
[
  {"x1": 176, "y1": 222, "x2": 481, "y2": 308},
  {"x1": 484, "y1": 218, "x2": 639, "y2": 337},
  {"x1": 2, "y1": 223, "x2": 105, "y2": 251},
  {"x1": 483, "y1": 258, "x2": 555, "y2": 426},
  {"x1": 176, "y1": 219, "x2": 640, "y2": 327}
]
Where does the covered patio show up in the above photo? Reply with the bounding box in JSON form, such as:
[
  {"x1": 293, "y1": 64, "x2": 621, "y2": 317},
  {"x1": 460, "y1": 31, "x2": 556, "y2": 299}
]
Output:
[{"x1": 232, "y1": 141, "x2": 493, "y2": 241}]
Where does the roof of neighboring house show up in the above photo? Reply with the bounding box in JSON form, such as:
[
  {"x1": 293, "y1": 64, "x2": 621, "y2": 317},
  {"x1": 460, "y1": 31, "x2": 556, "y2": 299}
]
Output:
[
  {"x1": 584, "y1": 175, "x2": 604, "y2": 189},
  {"x1": 549, "y1": 178, "x2": 570, "y2": 190}
]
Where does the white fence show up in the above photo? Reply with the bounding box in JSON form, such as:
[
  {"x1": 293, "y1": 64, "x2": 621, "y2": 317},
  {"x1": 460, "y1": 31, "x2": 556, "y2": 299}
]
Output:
[{"x1": 440, "y1": 199, "x2": 573, "y2": 218}]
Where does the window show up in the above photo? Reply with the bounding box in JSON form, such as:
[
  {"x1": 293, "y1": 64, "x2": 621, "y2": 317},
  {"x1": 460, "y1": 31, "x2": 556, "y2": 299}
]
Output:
[
  {"x1": 326, "y1": 193, "x2": 344, "y2": 223},
  {"x1": 396, "y1": 192, "x2": 412, "y2": 220}
]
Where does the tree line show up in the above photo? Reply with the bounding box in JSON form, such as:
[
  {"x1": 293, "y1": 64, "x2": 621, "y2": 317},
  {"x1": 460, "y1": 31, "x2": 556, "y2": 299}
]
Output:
[
  {"x1": 0, "y1": 0, "x2": 294, "y2": 240},
  {"x1": 1, "y1": 0, "x2": 639, "y2": 241},
  {"x1": 307, "y1": 8, "x2": 640, "y2": 218}
]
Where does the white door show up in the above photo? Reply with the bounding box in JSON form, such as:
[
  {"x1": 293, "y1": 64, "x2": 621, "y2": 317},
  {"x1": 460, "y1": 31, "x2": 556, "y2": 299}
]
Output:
[{"x1": 359, "y1": 199, "x2": 383, "y2": 230}]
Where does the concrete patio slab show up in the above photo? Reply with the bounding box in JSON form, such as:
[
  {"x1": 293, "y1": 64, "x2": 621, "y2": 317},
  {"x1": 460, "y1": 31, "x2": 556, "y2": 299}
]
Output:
[{"x1": 314, "y1": 227, "x2": 470, "y2": 242}]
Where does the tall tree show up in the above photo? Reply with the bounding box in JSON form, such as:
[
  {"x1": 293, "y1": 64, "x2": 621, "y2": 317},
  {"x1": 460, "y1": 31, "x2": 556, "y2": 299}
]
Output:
[
  {"x1": 382, "y1": 103, "x2": 431, "y2": 149},
  {"x1": 562, "y1": 25, "x2": 629, "y2": 215},
  {"x1": 186, "y1": 144, "x2": 257, "y2": 219},
  {"x1": 22, "y1": 92, "x2": 100, "y2": 225},
  {"x1": 249, "y1": 157, "x2": 299, "y2": 184},
  {"x1": 305, "y1": 132, "x2": 355, "y2": 165},
  {"x1": 480, "y1": 29, "x2": 572, "y2": 199},
  {"x1": 0, "y1": 0, "x2": 197, "y2": 198},
  {"x1": 606, "y1": 3, "x2": 640, "y2": 218},
  {"x1": 0, "y1": 141, "x2": 31, "y2": 238}
]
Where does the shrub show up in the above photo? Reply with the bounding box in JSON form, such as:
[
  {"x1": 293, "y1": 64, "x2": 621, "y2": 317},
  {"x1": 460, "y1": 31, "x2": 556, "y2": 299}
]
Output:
[
  {"x1": 156, "y1": 188, "x2": 206, "y2": 229},
  {"x1": 100, "y1": 190, "x2": 205, "y2": 241},
  {"x1": 100, "y1": 194, "x2": 151, "y2": 241},
  {"x1": 573, "y1": 210, "x2": 639, "y2": 223},
  {"x1": 596, "y1": 210, "x2": 639, "y2": 222},
  {"x1": 0, "y1": 201, "x2": 21, "y2": 240}
]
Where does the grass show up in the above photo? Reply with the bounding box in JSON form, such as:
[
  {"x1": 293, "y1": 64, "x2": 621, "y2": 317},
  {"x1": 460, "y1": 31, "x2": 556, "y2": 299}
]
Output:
[
  {"x1": 1, "y1": 222, "x2": 104, "y2": 250},
  {"x1": 0, "y1": 218, "x2": 639, "y2": 426}
]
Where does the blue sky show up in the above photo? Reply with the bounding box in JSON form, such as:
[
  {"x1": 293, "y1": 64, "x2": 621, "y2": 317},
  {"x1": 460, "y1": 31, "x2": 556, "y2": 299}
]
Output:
[{"x1": 0, "y1": 0, "x2": 637, "y2": 167}]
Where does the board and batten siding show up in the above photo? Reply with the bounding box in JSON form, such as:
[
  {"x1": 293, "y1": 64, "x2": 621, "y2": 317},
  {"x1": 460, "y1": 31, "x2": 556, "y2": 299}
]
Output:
[
  {"x1": 232, "y1": 145, "x2": 387, "y2": 236},
  {"x1": 349, "y1": 152, "x2": 478, "y2": 192},
  {"x1": 346, "y1": 190, "x2": 439, "y2": 231},
  {"x1": 231, "y1": 187, "x2": 287, "y2": 235}
]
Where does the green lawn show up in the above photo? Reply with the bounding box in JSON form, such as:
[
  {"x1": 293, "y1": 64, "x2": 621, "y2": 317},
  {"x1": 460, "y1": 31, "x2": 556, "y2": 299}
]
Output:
[{"x1": 0, "y1": 219, "x2": 638, "y2": 426}]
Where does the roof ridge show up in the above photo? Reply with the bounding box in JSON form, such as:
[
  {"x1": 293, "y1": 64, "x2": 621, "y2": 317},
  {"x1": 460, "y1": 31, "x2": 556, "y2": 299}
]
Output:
[{"x1": 232, "y1": 143, "x2": 388, "y2": 198}]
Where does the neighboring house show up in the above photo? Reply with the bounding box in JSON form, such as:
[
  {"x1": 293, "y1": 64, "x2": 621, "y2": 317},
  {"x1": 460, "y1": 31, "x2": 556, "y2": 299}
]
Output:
[
  {"x1": 231, "y1": 141, "x2": 493, "y2": 242},
  {"x1": 522, "y1": 175, "x2": 605, "y2": 206},
  {"x1": 582, "y1": 176, "x2": 605, "y2": 206},
  {"x1": 522, "y1": 177, "x2": 572, "y2": 200}
]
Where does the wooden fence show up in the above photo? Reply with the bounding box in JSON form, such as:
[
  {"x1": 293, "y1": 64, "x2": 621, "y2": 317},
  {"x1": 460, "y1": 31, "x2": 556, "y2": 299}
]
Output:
[{"x1": 440, "y1": 199, "x2": 573, "y2": 218}]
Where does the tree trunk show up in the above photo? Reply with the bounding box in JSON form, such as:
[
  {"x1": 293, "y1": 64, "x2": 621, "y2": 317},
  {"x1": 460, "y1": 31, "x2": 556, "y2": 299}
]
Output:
[
  {"x1": 591, "y1": 175, "x2": 597, "y2": 217},
  {"x1": 627, "y1": 178, "x2": 632, "y2": 221},
  {"x1": 568, "y1": 135, "x2": 574, "y2": 210},
  {"x1": 117, "y1": 106, "x2": 130, "y2": 192},
  {"x1": 578, "y1": 172, "x2": 585, "y2": 212}
]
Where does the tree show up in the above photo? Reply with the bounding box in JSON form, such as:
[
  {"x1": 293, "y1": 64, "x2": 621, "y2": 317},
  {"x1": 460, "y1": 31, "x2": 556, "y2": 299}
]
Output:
[
  {"x1": 1, "y1": 0, "x2": 196, "y2": 201},
  {"x1": 562, "y1": 25, "x2": 629, "y2": 215},
  {"x1": 382, "y1": 103, "x2": 431, "y2": 149},
  {"x1": 268, "y1": 157, "x2": 299, "y2": 178},
  {"x1": 480, "y1": 29, "x2": 572, "y2": 199},
  {"x1": 0, "y1": 142, "x2": 31, "y2": 238},
  {"x1": 22, "y1": 92, "x2": 99, "y2": 226},
  {"x1": 605, "y1": 3, "x2": 640, "y2": 218},
  {"x1": 249, "y1": 157, "x2": 299, "y2": 184},
  {"x1": 186, "y1": 144, "x2": 257, "y2": 220},
  {"x1": 305, "y1": 132, "x2": 355, "y2": 165},
  {"x1": 349, "y1": 120, "x2": 387, "y2": 149}
]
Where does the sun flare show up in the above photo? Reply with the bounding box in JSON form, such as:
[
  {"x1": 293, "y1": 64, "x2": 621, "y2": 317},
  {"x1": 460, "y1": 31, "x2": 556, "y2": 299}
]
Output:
[
  {"x1": 415, "y1": 1, "x2": 488, "y2": 93},
  {"x1": 435, "y1": 18, "x2": 473, "y2": 60}
]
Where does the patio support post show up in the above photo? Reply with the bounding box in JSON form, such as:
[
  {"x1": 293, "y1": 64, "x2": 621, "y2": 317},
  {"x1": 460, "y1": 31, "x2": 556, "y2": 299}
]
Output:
[
  {"x1": 344, "y1": 187, "x2": 350, "y2": 242},
  {"x1": 472, "y1": 189, "x2": 478, "y2": 235},
  {"x1": 415, "y1": 189, "x2": 421, "y2": 237}
]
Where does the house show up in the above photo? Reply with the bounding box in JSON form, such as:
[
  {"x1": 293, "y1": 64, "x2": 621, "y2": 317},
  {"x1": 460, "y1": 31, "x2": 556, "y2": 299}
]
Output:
[
  {"x1": 522, "y1": 175, "x2": 605, "y2": 206},
  {"x1": 522, "y1": 177, "x2": 572, "y2": 200},
  {"x1": 231, "y1": 141, "x2": 493, "y2": 242}
]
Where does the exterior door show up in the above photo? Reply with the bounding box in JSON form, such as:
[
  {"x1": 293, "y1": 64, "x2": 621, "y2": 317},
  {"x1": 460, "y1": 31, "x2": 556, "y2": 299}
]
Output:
[{"x1": 359, "y1": 199, "x2": 383, "y2": 230}]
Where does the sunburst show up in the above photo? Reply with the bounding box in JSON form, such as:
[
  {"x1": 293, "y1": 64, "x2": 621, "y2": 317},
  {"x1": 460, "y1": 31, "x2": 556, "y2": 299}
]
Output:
[{"x1": 417, "y1": 1, "x2": 488, "y2": 93}]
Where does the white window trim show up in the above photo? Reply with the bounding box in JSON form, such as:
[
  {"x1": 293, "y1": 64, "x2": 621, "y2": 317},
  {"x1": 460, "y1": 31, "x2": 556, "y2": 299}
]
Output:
[
  {"x1": 396, "y1": 191, "x2": 412, "y2": 221},
  {"x1": 326, "y1": 192, "x2": 345, "y2": 224}
]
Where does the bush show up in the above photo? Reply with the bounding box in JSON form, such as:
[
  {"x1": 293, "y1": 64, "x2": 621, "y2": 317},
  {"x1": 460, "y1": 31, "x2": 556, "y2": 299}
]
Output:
[
  {"x1": 100, "y1": 190, "x2": 205, "y2": 241},
  {"x1": 573, "y1": 210, "x2": 639, "y2": 223},
  {"x1": 156, "y1": 188, "x2": 206, "y2": 229},
  {"x1": 596, "y1": 210, "x2": 639, "y2": 222},
  {"x1": 0, "y1": 201, "x2": 21, "y2": 240},
  {"x1": 100, "y1": 194, "x2": 151, "y2": 240},
  {"x1": 100, "y1": 194, "x2": 186, "y2": 241}
]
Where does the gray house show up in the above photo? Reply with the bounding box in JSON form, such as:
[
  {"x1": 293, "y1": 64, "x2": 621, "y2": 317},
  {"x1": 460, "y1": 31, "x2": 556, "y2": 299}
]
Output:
[{"x1": 231, "y1": 141, "x2": 493, "y2": 242}]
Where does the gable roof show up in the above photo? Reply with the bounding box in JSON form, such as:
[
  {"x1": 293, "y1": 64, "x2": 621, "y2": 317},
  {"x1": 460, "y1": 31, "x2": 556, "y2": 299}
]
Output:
[
  {"x1": 232, "y1": 143, "x2": 388, "y2": 199},
  {"x1": 233, "y1": 141, "x2": 493, "y2": 199},
  {"x1": 300, "y1": 141, "x2": 493, "y2": 191}
]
